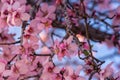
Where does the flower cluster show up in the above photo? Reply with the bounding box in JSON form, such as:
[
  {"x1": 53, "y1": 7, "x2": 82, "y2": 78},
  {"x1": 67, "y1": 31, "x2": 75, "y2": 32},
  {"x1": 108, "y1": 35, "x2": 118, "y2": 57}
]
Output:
[
  {"x1": 0, "y1": 0, "x2": 30, "y2": 26},
  {"x1": 0, "y1": 0, "x2": 119, "y2": 80}
]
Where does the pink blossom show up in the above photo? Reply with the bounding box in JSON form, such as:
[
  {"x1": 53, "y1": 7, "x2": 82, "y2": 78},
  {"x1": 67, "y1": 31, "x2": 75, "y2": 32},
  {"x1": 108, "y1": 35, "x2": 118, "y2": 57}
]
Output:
[
  {"x1": 96, "y1": 62, "x2": 114, "y2": 80},
  {"x1": 112, "y1": 6, "x2": 120, "y2": 26},
  {"x1": 0, "y1": 0, "x2": 30, "y2": 26},
  {"x1": 64, "y1": 65, "x2": 85, "y2": 80},
  {"x1": 0, "y1": 61, "x2": 6, "y2": 74},
  {"x1": 41, "y1": 62, "x2": 61, "y2": 80},
  {"x1": 35, "y1": 3, "x2": 56, "y2": 31},
  {"x1": 0, "y1": 17, "x2": 7, "y2": 28},
  {"x1": 1, "y1": 46, "x2": 16, "y2": 61},
  {"x1": 23, "y1": 33, "x2": 39, "y2": 43},
  {"x1": 11, "y1": 59, "x2": 30, "y2": 76},
  {"x1": 39, "y1": 18, "x2": 52, "y2": 31},
  {"x1": 0, "y1": 29, "x2": 15, "y2": 44},
  {"x1": 2, "y1": 70, "x2": 12, "y2": 77},
  {"x1": 36, "y1": 3, "x2": 56, "y2": 20},
  {"x1": 11, "y1": 10, "x2": 30, "y2": 26},
  {"x1": 53, "y1": 36, "x2": 78, "y2": 60},
  {"x1": 19, "y1": 41, "x2": 39, "y2": 55}
]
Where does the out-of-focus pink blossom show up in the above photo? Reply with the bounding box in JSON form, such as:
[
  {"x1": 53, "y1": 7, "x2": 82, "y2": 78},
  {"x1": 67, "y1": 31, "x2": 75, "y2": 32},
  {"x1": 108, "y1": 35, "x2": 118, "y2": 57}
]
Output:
[
  {"x1": 41, "y1": 62, "x2": 61, "y2": 80},
  {"x1": 0, "y1": 0, "x2": 30, "y2": 26},
  {"x1": 64, "y1": 65, "x2": 85, "y2": 80},
  {"x1": 36, "y1": 3, "x2": 56, "y2": 20},
  {"x1": 95, "y1": 62, "x2": 114, "y2": 80},
  {"x1": 0, "y1": 61, "x2": 6, "y2": 74},
  {"x1": 53, "y1": 36, "x2": 78, "y2": 60}
]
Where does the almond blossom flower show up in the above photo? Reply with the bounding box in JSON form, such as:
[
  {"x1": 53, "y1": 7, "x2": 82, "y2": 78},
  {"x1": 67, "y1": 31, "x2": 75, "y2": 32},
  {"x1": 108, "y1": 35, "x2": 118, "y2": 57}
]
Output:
[
  {"x1": 112, "y1": 6, "x2": 120, "y2": 26},
  {"x1": 0, "y1": 29, "x2": 15, "y2": 44},
  {"x1": 23, "y1": 25, "x2": 40, "y2": 43},
  {"x1": 24, "y1": 42, "x2": 39, "y2": 54},
  {"x1": 16, "y1": 41, "x2": 39, "y2": 55},
  {"x1": 36, "y1": 3, "x2": 56, "y2": 20},
  {"x1": 2, "y1": 70, "x2": 12, "y2": 78},
  {"x1": 0, "y1": 0, "x2": 30, "y2": 26},
  {"x1": 35, "y1": 3, "x2": 56, "y2": 31},
  {"x1": 23, "y1": 33, "x2": 39, "y2": 43},
  {"x1": 95, "y1": 62, "x2": 114, "y2": 80},
  {"x1": 41, "y1": 62, "x2": 61, "y2": 80},
  {"x1": 39, "y1": 18, "x2": 53, "y2": 32},
  {"x1": 113, "y1": 71, "x2": 120, "y2": 80},
  {"x1": 0, "y1": 17, "x2": 7, "y2": 28},
  {"x1": 97, "y1": 0, "x2": 112, "y2": 10},
  {"x1": 53, "y1": 36, "x2": 78, "y2": 60},
  {"x1": 11, "y1": 9, "x2": 30, "y2": 26},
  {"x1": 64, "y1": 65, "x2": 85, "y2": 80},
  {"x1": 9, "y1": 59, "x2": 30, "y2": 79},
  {"x1": 15, "y1": 59, "x2": 29, "y2": 74},
  {"x1": 0, "y1": 61, "x2": 6, "y2": 74},
  {"x1": 0, "y1": 46, "x2": 16, "y2": 61}
]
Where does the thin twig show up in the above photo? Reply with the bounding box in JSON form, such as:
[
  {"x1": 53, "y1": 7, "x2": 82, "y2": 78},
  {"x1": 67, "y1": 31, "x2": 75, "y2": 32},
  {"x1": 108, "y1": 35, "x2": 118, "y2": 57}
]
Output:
[{"x1": 0, "y1": 40, "x2": 20, "y2": 45}]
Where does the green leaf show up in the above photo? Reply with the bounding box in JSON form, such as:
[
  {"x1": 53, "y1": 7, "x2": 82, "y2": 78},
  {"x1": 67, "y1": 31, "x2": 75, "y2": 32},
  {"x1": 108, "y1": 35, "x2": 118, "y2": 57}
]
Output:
[{"x1": 83, "y1": 50, "x2": 89, "y2": 56}]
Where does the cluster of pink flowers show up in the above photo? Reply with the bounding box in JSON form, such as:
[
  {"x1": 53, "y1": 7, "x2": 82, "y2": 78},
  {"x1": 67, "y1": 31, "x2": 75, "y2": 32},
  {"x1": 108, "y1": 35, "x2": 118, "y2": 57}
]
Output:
[
  {"x1": 0, "y1": 0, "x2": 30, "y2": 27},
  {"x1": 53, "y1": 36, "x2": 78, "y2": 60},
  {"x1": 0, "y1": 0, "x2": 119, "y2": 80}
]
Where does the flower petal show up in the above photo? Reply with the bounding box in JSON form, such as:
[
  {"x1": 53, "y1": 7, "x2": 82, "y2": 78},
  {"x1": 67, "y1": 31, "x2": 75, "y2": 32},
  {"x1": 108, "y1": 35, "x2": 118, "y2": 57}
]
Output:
[{"x1": 21, "y1": 13, "x2": 30, "y2": 21}]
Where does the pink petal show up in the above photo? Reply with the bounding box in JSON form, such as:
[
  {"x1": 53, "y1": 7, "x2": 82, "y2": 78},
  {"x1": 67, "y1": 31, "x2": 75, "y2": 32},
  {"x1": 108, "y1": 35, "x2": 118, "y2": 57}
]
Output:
[
  {"x1": 65, "y1": 36, "x2": 73, "y2": 44},
  {"x1": 12, "y1": 1, "x2": 20, "y2": 10},
  {"x1": 48, "y1": 5, "x2": 56, "y2": 13},
  {"x1": 37, "y1": 23, "x2": 44, "y2": 31},
  {"x1": 47, "y1": 13, "x2": 56, "y2": 20},
  {"x1": 39, "y1": 31, "x2": 48, "y2": 42},
  {"x1": 41, "y1": 3, "x2": 48, "y2": 12},
  {"x1": 104, "y1": 62, "x2": 114, "y2": 77},
  {"x1": 53, "y1": 67, "x2": 61, "y2": 73},
  {"x1": 2, "y1": 70, "x2": 12, "y2": 77},
  {"x1": 65, "y1": 66, "x2": 73, "y2": 76},
  {"x1": 18, "y1": 5, "x2": 26, "y2": 13},
  {"x1": 75, "y1": 65, "x2": 83, "y2": 74},
  {"x1": 40, "y1": 46, "x2": 51, "y2": 54},
  {"x1": 21, "y1": 13, "x2": 30, "y2": 21},
  {"x1": 17, "y1": 0, "x2": 26, "y2": 5},
  {"x1": 77, "y1": 76, "x2": 85, "y2": 80},
  {"x1": 1, "y1": 0, "x2": 6, "y2": 3},
  {"x1": 0, "y1": 17, "x2": 7, "y2": 28},
  {"x1": 30, "y1": 35, "x2": 39, "y2": 42},
  {"x1": 12, "y1": 17, "x2": 22, "y2": 26},
  {"x1": 0, "y1": 62, "x2": 5, "y2": 73},
  {"x1": 7, "y1": 14, "x2": 12, "y2": 26}
]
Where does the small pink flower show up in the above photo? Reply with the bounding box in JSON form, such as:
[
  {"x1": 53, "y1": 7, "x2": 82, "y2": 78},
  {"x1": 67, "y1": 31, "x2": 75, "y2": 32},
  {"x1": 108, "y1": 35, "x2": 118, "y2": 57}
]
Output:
[
  {"x1": 95, "y1": 62, "x2": 114, "y2": 80},
  {"x1": 0, "y1": 62, "x2": 6, "y2": 74},
  {"x1": 39, "y1": 18, "x2": 52, "y2": 31},
  {"x1": 35, "y1": 3, "x2": 56, "y2": 31},
  {"x1": 0, "y1": 17, "x2": 7, "y2": 28},
  {"x1": 0, "y1": 29, "x2": 15, "y2": 45},
  {"x1": 41, "y1": 62, "x2": 61, "y2": 80},
  {"x1": 64, "y1": 65, "x2": 85, "y2": 80},
  {"x1": 0, "y1": 0, "x2": 30, "y2": 26},
  {"x1": 53, "y1": 36, "x2": 78, "y2": 60},
  {"x1": 11, "y1": 59, "x2": 29, "y2": 75},
  {"x1": 11, "y1": 4, "x2": 30, "y2": 26},
  {"x1": 23, "y1": 33, "x2": 39, "y2": 43},
  {"x1": 2, "y1": 70, "x2": 12, "y2": 77},
  {"x1": 36, "y1": 3, "x2": 56, "y2": 20}
]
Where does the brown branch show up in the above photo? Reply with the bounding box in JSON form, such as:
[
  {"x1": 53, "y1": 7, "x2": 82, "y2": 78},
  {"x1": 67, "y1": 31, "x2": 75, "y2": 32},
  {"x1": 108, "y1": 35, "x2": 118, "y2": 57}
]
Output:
[
  {"x1": 88, "y1": 71, "x2": 97, "y2": 80},
  {"x1": 20, "y1": 21, "x2": 28, "y2": 45},
  {"x1": 7, "y1": 54, "x2": 17, "y2": 64},
  {"x1": 33, "y1": 53, "x2": 52, "y2": 56},
  {"x1": 0, "y1": 40, "x2": 20, "y2": 45},
  {"x1": 52, "y1": 20, "x2": 112, "y2": 42}
]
